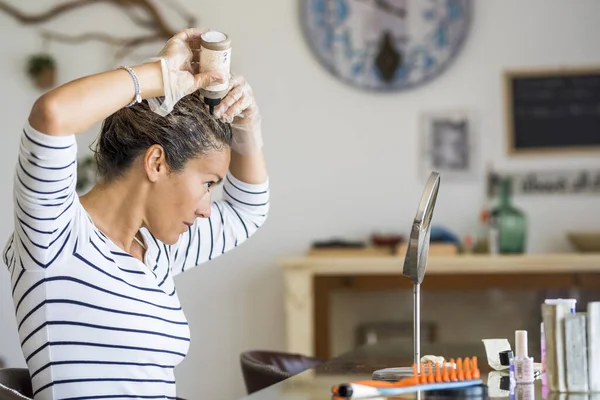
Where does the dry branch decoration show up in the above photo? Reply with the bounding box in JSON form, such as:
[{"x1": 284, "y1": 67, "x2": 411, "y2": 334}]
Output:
[{"x1": 0, "y1": 0, "x2": 197, "y2": 59}]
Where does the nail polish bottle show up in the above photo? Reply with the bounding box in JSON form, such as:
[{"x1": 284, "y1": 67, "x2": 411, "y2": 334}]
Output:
[{"x1": 512, "y1": 330, "x2": 534, "y2": 384}]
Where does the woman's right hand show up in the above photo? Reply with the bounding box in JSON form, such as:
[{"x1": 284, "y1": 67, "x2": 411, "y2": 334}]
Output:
[{"x1": 147, "y1": 28, "x2": 226, "y2": 116}]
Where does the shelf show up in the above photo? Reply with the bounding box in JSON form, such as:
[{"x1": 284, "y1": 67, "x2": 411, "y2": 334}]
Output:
[{"x1": 278, "y1": 253, "x2": 600, "y2": 275}]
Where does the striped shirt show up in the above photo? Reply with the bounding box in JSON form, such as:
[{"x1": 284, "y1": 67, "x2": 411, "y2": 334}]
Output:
[{"x1": 3, "y1": 122, "x2": 269, "y2": 400}]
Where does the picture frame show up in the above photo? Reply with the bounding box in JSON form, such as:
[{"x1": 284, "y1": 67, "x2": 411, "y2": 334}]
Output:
[{"x1": 419, "y1": 109, "x2": 476, "y2": 180}]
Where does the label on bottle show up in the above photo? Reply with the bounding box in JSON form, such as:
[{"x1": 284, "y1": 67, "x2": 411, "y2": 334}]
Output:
[
  {"x1": 489, "y1": 225, "x2": 499, "y2": 254},
  {"x1": 514, "y1": 358, "x2": 534, "y2": 383},
  {"x1": 200, "y1": 46, "x2": 231, "y2": 92}
]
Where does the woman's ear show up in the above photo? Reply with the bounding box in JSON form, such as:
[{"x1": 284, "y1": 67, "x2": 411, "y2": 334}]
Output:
[{"x1": 144, "y1": 145, "x2": 167, "y2": 182}]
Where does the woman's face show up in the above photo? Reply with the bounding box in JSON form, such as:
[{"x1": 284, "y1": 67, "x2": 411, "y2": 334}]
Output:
[{"x1": 145, "y1": 149, "x2": 231, "y2": 245}]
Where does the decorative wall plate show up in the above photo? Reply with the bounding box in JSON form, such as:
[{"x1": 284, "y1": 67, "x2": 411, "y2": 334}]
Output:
[{"x1": 300, "y1": 0, "x2": 472, "y2": 92}]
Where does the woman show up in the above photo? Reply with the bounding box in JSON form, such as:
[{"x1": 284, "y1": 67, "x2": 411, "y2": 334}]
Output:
[{"x1": 3, "y1": 29, "x2": 269, "y2": 399}]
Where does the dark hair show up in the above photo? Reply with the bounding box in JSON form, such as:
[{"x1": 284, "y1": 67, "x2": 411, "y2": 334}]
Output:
[{"x1": 94, "y1": 90, "x2": 232, "y2": 182}]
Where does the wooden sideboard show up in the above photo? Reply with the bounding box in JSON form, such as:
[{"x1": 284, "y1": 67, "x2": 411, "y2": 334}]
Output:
[{"x1": 279, "y1": 254, "x2": 600, "y2": 359}]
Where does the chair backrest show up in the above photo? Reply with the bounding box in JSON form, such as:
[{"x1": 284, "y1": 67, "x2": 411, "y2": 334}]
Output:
[
  {"x1": 239, "y1": 350, "x2": 323, "y2": 395},
  {"x1": 0, "y1": 369, "x2": 32, "y2": 400}
]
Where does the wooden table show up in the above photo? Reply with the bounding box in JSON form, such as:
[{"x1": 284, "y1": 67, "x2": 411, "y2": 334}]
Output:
[
  {"x1": 239, "y1": 342, "x2": 545, "y2": 399},
  {"x1": 279, "y1": 254, "x2": 600, "y2": 359}
]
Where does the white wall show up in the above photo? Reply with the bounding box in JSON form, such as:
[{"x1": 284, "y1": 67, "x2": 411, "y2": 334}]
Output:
[{"x1": 1, "y1": 1, "x2": 600, "y2": 398}]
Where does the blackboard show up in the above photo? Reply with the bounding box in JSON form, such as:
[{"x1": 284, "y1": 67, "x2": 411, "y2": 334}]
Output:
[{"x1": 504, "y1": 67, "x2": 600, "y2": 155}]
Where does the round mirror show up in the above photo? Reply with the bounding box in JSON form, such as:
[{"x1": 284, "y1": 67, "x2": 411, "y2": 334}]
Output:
[{"x1": 403, "y1": 172, "x2": 440, "y2": 284}]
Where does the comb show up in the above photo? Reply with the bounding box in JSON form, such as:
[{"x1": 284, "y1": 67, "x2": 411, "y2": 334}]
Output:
[{"x1": 331, "y1": 357, "x2": 483, "y2": 398}]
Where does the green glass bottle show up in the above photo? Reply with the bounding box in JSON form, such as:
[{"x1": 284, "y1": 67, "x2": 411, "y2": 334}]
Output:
[{"x1": 490, "y1": 178, "x2": 527, "y2": 254}]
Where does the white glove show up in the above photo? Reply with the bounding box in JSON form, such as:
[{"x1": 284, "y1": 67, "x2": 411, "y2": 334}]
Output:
[
  {"x1": 212, "y1": 75, "x2": 263, "y2": 156},
  {"x1": 146, "y1": 28, "x2": 225, "y2": 116}
]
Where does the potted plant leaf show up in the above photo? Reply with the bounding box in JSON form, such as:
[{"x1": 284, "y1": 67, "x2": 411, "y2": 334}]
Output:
[{"x1": 26, "y1": 53, "x2": 57, "y2": 90}]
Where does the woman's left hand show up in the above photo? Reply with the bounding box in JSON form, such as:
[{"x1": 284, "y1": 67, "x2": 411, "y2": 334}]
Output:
[{"x1": 213, "y1": 75, "x2": 263, "y2": 156}]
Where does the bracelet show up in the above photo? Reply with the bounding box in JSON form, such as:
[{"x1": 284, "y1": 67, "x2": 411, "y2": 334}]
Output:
[{"x1": 118, "y1": 65, "x2": 142, "y2": 107}]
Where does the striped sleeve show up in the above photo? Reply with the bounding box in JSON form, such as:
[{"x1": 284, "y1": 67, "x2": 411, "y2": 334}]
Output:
[
  {"x1": 170, "y1": 171, "x2": 269, "y2": 275},
  {"x1": 13, "y1": 121, "x2": 78, "y2": 269}
]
